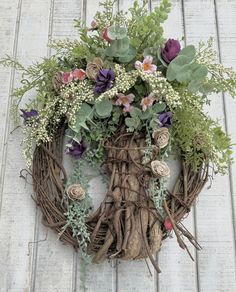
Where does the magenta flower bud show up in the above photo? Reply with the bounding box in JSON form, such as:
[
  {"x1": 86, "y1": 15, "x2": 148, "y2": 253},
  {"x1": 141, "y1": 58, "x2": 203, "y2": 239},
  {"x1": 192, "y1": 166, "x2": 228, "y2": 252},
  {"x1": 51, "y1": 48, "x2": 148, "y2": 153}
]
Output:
[{"x1": 161, "y1": 39, "x2": 181, "y2": 64}]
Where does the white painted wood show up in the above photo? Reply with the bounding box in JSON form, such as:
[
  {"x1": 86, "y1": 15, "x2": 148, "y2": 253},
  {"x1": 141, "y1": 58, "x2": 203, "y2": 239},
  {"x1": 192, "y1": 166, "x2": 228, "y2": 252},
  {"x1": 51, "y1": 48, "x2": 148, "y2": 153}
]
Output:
[
  {"x1": 0, "y1": 1, "x2": 19, "y2": 185},
  {"x1": 215, "y1": 0, "x2": 236, "y2": 288},
  {"x1": 183, "y1": 1, "x2": 236, "y2": 291},
  {"x1": 0, "y1": 1, "x2": 19, "y2": 208},
  {"x1": 216, "y1": 0, "x2": 236, "y2": 234},
  {"x1": 0, "y1": 1, "x2": 51, "y2": 292}
]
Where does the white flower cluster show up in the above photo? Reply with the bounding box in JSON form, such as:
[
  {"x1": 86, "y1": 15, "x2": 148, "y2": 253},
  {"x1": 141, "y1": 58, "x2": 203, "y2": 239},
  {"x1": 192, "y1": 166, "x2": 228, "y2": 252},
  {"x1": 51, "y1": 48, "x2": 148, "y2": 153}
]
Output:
[
  {"x1": 195, "y1": 38, "x2": 217, "y2": 65},
  {"x1": 60, "y1": 80, "x2": 94, "y2": 125},
  {"x1": 138, "y1": 70, "x2": 181, "y2": 108}
]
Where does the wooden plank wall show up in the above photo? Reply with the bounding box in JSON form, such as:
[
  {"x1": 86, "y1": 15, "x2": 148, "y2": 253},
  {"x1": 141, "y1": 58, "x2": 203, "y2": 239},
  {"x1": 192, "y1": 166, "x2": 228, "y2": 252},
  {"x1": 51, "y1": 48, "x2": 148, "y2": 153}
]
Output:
[{"x1": 0, "y1": 0, "x2": 235, "y2": 291}]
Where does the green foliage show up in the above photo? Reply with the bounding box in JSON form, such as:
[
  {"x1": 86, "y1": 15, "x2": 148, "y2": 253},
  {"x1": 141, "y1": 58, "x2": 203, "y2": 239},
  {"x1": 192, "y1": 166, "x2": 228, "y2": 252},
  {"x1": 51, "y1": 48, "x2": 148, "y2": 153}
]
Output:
[
  {"x1": 125, "y1": 115, "x2": 141, "y2": 132},
  {"x1": 95, "y1": 99, "x2": 113, "y2": 118},
  {"x1": 179, "y1": 45, "x2": 196, "y2": 60},
  {"x1": 74, "y1": 0, "x2": 128, "y2": 59},
  {"x1": 105, "y1": 26, "x2": 137, "y2": 63},
  {"x1": 127, "y1": 0, "x2": 171, "y2": 54},
  {"x1": 125, "y1": 102, "x2": 166, "y2": 132},
  {"x1": 62, "y1": 160, "x2": 92, "y2": 249},
  {"x1": 166, "y1": 45, "x2": 208, "y2": 92},
  {"x1": 172, "y1": 102, "x2": 233, "y2": 174},
  {"x1": 82, "y1": 119, "x2": 109, "y2": 166},
  {"x1": 0, "y1": 55, "x2": 61, "y2": 123},
  {"x1": 61, "y1": 159, "x2": 93, "y2": 291},
  {"x1": 149, "y1": 178, "x2": 167, "y2": 216},
  {"x1": 108, "y1": 25, "x2": 127, "y2": 40},
  {"x1": 195, "y1": 38, "x2": 236, "y2": 97},
  {"x1": 70, "y1": 103, "x2": 94, "y2": 132}
]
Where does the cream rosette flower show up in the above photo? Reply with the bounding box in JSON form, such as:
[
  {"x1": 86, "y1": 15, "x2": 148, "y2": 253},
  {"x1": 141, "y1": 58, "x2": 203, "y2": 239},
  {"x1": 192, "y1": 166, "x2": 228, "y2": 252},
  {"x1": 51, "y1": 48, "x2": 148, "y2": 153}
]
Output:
[
  {"x1": 86, "y1": 57, "x2": 103, "y2": 80},
  {"x1": 67, "y1": 184, "x2": 86, "y2": 201},
  {"x1": 151, "y1": 160, "x2": 170, "y2": 179},
  {"x1": 152, "y1": 127, "x2": 170, "y2": 149}
]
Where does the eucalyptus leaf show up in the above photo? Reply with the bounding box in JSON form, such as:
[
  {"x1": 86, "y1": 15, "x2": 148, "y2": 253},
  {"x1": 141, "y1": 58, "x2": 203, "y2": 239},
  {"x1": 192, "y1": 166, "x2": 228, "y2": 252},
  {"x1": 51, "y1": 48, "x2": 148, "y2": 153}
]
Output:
[
  {"x1": 150, "y1": 118, "x2": 158, "y2": 129},
  {"x1": 130, "y1": 107, "x2": 142, "y2": 118},
  {"x1": 125, "y1": 116, "x2": 140, "y2": 131},
  {"x1": 118, "y1": 46, "x2": 137, "y2": 63},
  {"x1": 166, "y1": 63, "x2": 177, "y2": 81},
  {"x1": 179, "y1": 45, "x2": 196, "y2": 61},
  {"x1": 71, "y1": 103, "x2": 94, "y2": 132},
  {"x1": 176, "y1": 70, "x2": 192, "y2": 83},
  {"x1": 73, "y1": 132, "x2": 82, "y2": 143},
  {"x1": 152, "y1": 102, "x2": 166, "y2": 113},
  {"x1": 176, "y1": 64, "x2": 192, "y2": 82},
  {"x1": 171, "y1": 55, "x2": 192, "y2": 67},
  {"x1": 192, "y1": 65, "x2": 208, "y2": 80},
  {"x1": 108, "y1": 26, "x2": 127, "y2": 40},
  {"x1": 143, "y1": 47, "x2": 156, "y2": 57},
  {"x1": 139, "y1": 108, "x2": 153, "y2": 120},
  {"x1": 105, "y1": 37, "x2": 130, "y2": 57},
  {"x1": 95, "y1": 99, "x2": 113, "y2": 118},
  {"x1": 167, "y1": 55, "x2": 192, "y2": 81}
]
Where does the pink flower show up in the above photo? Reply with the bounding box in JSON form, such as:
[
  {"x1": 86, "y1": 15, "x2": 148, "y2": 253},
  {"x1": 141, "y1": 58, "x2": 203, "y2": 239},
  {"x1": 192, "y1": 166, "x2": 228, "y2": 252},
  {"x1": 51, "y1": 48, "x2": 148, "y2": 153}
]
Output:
[
  {"x1": 62, "y1": 72, "x2": 73, "y2": 84},
  {"x1": 164, "y1": 218, "x2": 173, "y2": 230},
  {"x1": 135, "y1": 56, "x2": 157, "y2": 73},
  {"x1": 140, "y1": 93, "x2": 155, "y2": 111},
  {"x1": 115, "y1": 93, "x2": 135, "y2": 113},
  {"x1": 91, "y1": 20, "x2": 98, "y2": 29},
  {"x1": 102, "y1": 27, "x2": 112, "y2": 42},
  {"x1": 72, "y1": 69, "x2": 86, "y2": 81}
]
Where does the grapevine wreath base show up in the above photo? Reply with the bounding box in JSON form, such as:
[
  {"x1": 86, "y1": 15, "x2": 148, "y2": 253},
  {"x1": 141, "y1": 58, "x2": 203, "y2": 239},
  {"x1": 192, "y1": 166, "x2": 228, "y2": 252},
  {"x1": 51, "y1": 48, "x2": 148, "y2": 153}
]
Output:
[{"x1": 32, "y1": 124, "x2": 208, "y2": 272}]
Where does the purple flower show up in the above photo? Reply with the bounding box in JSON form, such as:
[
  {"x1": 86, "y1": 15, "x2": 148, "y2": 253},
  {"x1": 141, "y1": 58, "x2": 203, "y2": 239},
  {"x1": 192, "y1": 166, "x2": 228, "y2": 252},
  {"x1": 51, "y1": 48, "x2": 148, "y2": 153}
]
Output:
[
  {"x1": 161, "y1": 39, "x2": 181, "y2": 64},
  {"x1": 20, "y1": 109, "x2": 38, "y2": 124},
  {"x1": 94, "y1": 69, "x2": 115, "y2": 94},
  {"x1": 159, "y1": 112, "x2": 173, "y2": 127},
  {"x1": 66, "y1": 140, "x2": 87, "y2": 159}
]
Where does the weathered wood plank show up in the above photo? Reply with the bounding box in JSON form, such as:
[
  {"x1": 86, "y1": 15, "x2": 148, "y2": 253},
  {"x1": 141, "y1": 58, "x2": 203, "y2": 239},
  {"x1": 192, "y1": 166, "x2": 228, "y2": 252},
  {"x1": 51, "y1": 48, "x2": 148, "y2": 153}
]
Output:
[
  {"x1": 152, "y1": 1, "x2": 198, "y2": 291},
  {"x1": 52, "y1": 0, "x2": 82, "y2": 39},
  {"x1": 0, "y1": 1, "x2": 19, "y2": 207},
  {"x1": 215, "y1": 0, "x2": 236, "y2": 239},
  {"x1": 215, "y1": 0, "x2": 236, "y2": 288},
  {"x1": 183, "y1": 0, "x2": 236, "y2": 291},
  {"x1": 33, "y1": 1, "x2": 82, "y2": 292},
  {"x1": 0, "y1": 1, "x2": 52, "y2": 292}
]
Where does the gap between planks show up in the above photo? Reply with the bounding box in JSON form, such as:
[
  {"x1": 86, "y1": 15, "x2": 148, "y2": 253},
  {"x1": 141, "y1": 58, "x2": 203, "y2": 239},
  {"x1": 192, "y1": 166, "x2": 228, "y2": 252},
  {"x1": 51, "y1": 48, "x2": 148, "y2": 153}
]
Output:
[{"x1": 0, "y1": 0, "x2": 23, "y2": 217}]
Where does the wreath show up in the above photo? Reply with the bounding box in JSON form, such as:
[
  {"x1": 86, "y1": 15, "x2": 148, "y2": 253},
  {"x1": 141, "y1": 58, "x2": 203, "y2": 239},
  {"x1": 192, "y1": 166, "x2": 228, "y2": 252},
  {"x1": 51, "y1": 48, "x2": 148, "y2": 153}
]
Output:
[{"x1": 1, "y1": 0, "x2": 236, "y2": 275}]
